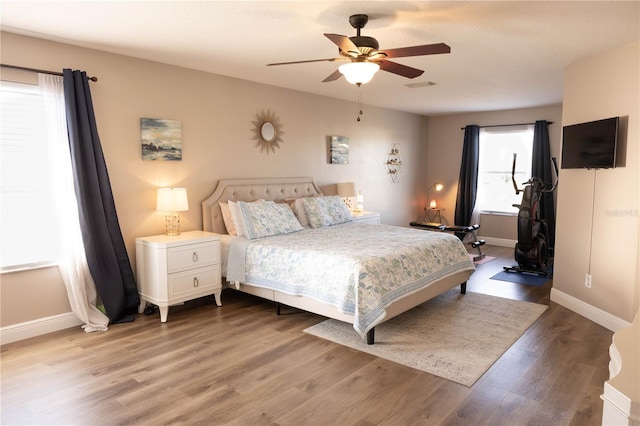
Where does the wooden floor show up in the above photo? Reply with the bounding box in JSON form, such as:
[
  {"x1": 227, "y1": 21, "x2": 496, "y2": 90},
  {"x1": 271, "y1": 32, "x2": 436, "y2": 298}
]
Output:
[{"x1": 1, "y1": 245, "x2": 613, "y2": 426}]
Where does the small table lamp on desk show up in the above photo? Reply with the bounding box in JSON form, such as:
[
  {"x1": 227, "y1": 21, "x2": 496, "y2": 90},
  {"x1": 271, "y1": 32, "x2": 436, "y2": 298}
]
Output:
[
  {"x1": 425, "y1": 181, "x2": 444, "y2": 224},
  {"x1": 424, "y1": 207, "x2": 444, "y2": 225}
]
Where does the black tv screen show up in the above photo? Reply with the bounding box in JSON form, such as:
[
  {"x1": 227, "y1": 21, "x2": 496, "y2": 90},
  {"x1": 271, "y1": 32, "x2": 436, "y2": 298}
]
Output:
[{"x1": 561, "y1": 117, "x2": 618, "y2": 169}]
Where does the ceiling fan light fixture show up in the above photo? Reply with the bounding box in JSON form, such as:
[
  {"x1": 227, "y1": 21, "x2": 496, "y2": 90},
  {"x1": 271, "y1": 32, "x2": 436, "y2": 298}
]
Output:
[{"x1": 338, "y1": 62, "x2": 380, "y2": 85}]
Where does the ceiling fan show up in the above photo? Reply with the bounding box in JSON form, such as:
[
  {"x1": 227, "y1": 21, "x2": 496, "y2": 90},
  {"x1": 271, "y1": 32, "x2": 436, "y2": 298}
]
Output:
[{"x1": 267, "y1": 14, "x2": 451, "y2": 85}]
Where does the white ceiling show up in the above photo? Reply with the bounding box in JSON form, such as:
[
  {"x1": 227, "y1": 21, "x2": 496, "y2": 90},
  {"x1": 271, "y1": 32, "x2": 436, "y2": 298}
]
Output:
[{"x1": 1, "y1": 1, "x2": 638, "y2": 116}]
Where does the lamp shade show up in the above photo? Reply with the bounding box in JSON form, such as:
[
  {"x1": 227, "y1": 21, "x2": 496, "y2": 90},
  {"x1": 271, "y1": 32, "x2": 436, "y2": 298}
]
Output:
[
  {"x1": 156, "y1": 187, "x2": 189, "y2": 212},
  {"x1": 427, "y1": 182, "x2": 444, "y2": 209},
  {"x1": 338, "y1": 62, "x2": 380, "y2": 85},
  {"x1": 337, "y1": 182, "x2": 357, "y2": 198}
]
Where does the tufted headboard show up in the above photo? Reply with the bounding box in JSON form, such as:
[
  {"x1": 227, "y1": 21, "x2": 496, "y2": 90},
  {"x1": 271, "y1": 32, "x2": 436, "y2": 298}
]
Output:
[{"x1": 201, "y1": 177, "x2": 323, "y2": 234}]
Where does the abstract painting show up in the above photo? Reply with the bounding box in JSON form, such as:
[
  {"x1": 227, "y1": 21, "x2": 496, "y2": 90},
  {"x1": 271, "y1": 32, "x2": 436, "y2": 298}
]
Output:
[
  {"x1": 330, "y1": 135, "x2": 349, "y2": 164},
  {"x1": 141, "y1": 118, "x2": 182, "y2": 161}
]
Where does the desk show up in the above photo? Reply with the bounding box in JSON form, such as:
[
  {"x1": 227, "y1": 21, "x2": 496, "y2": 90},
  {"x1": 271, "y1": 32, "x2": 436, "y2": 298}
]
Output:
[
  {"x1": 424, "y1": 208, "x2": 444, "y2": 224},
  {"x1": 410, "y1": 222, "x2": 486, "y2": 262}
]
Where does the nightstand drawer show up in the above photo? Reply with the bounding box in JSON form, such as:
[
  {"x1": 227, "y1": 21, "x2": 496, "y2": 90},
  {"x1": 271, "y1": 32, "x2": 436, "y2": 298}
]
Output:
[
  {"x1": 169, "y1": 266, "x2": 221, "y2": 299},
  {"x1": 167, "y1": 242, "x2": 219, "y2": 273}
]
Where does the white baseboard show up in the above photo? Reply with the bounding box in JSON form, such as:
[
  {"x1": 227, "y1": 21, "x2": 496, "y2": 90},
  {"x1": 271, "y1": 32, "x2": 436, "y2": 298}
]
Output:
[
  {"x1": 550, "y1": 288, "x2": 631, "y2": 332},
  {"x1": 0, "y1": 312, "x2": 83, "y2": 345},
  {"x1": 479, "y1": 236, "x2": 516, "y2": 248}
]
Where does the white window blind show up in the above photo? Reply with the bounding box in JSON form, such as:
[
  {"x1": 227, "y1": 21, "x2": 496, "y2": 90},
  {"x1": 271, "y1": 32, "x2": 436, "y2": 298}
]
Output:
[
  {"x1": 1, "y1": 81, "x2": 63, "y2": 269},
  {"x1": 476, "y1": 125, "x2": 534, "y2": 214}
]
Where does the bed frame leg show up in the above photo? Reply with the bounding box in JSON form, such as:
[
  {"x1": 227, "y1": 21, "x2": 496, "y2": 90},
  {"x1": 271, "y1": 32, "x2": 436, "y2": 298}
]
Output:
[
  {"x1": 366, "y1": 328, "x2": 375, "y2": 345},
  {"x1": 461, "y1": 282, "x2": 467, "y2": 294},
  {"x1": 275, "y1": 302, "x2": 281, "y2": 315}
]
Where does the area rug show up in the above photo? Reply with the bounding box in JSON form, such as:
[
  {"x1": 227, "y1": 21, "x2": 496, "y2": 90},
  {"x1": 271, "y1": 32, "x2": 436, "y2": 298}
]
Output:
[
  {"x1": 303, "y1": 289, "x2": 547, "y2": 387},
  {"x1": 490, "y1": 269, "x2": 552, "y2": 287}
]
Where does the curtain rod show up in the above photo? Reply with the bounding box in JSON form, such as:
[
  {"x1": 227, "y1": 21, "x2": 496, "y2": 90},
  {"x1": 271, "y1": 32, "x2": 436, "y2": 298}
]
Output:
[
  {"x1": 460, "y1": 121, "x2": 553, "y2": 130},
  {"x1": 0, "y1": 63, "x2": 98, "y2": 82}
]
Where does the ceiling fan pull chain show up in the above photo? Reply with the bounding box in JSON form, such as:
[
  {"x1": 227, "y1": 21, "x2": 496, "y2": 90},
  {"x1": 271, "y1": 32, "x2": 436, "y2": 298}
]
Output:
[{"x1": 357, "y1": 84, "x2": 363, "y2": 122}]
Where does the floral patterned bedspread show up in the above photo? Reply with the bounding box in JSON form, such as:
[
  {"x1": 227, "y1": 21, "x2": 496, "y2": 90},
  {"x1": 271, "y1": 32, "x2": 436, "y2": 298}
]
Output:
[{"x1": 228, "y1": 222, "x2": 475, "y2": 338}]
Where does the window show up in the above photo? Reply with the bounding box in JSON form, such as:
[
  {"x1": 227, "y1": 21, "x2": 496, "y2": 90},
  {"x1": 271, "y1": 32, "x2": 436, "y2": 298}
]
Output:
[
  {"x1": 1, "y1": 81, "x2": 63, "y2": 270},
  {"x1": 475, "y1": 125, "x2": 534, "y2": 214}
]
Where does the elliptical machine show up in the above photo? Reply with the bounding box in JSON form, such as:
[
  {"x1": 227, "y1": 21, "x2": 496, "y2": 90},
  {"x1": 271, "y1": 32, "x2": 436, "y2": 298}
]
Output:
[{"x1": 503, "y1": 154, "x2": 558, "y2": 277}]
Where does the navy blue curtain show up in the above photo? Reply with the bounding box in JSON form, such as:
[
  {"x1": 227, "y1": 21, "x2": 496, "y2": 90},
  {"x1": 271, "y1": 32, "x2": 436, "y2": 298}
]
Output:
[
  {"x1": 531, "y1": 120, "x2": 556, "y2": 249},
  {"x1": 63, "y1": 69, "x2": 139, "y2": 324},
  {"x1": 454, "y1": 125, "x2": 480, "y2": 226}
]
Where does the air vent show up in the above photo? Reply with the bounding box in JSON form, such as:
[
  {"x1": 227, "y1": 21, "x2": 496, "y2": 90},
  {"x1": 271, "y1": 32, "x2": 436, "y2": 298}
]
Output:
[{"x1": 405, "y1": 81, "x2": 437, "y2": 89}]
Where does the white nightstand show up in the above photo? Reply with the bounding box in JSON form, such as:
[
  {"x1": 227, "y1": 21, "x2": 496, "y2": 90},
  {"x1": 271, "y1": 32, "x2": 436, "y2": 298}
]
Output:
[
  {"x1": 351, "y1": 211, "x2": 381, "y2": 224},
  {"x1": 136, "y1": 230, "x2": 221, "y2": 322}
]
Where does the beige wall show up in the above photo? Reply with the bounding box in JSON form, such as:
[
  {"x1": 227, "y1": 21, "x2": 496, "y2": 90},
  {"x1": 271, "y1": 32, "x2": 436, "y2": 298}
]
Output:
[
  {"x1": 2, "y1": 31, "x2": 636, "y2": 334},
  {"x1": 423, "y1": 104, "x2": 564, "y2": 241},
  {"x1": 554, "y1": 40, "x2": 639, "y2": 324},
  {"x1": 0, "y1": 32, "x2": 426, "y2": 327},
  {"x1": 1, "y1": 267, "x2": 72, "y2": 324}
]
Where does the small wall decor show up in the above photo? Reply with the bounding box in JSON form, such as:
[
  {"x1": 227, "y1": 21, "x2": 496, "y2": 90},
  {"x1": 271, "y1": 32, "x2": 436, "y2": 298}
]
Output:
[
  {"x1": 329, "y1": 136, "x2": 350, "y2": 164},
  {"x1": 251, "y1": 110, "x2": 284, "y2": 154},
  {"x1": 386, "y1": 144, "x2": 402, "y2": 182},
  {"x1": 141, "y1": 118, "x2": 182, "y2": 161}
]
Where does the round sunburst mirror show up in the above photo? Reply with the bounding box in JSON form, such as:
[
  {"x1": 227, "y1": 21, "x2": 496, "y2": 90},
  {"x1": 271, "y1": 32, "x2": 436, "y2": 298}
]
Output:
[{"x1": 251, "y1": 110, "x2": 284, "y2": 154}]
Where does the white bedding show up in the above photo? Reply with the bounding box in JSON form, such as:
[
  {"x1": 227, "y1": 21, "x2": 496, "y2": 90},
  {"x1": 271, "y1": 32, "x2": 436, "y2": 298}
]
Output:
[
  {"x1": 219, "y1": 234, "x2": 235, "y2": 277},
  {"x1": 226, "y1": 222, "x2": 475, "y2": 338}
]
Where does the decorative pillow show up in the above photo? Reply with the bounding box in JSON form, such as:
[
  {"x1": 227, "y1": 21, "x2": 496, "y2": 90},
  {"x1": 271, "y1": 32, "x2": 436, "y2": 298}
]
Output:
[
  {"x1": 293, "y1": 198, "x2": 310, "y2": 227},
  {"x1": 225, "y1": 199, "x2": 266, "y2": 237},
  {"x1": 302, "y1": 195, "x2": 353, "y2": 228},
  {"x1": 238, "y1": 201, "x2": 303, "y2": 239},
  {"x1": 219, "y1": 202, "x2": 238, "y2": 236},
  {"x1": 228, "y1": 200, "x2": 245, "y2": 237}
]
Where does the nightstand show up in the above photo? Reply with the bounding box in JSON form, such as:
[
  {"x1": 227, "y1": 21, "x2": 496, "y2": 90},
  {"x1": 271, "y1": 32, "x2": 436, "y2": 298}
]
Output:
[
  {"x1": 136, "y1": 230, "x2": 221, "y2": 322},
  {"x1": 351, "y1": 211, "x2": 381, "y2": 224}
]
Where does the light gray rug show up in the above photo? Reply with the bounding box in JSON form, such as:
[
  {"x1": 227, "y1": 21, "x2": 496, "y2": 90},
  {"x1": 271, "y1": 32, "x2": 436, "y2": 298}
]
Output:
[{"x1": 304, "y1": 289, "x2": 547, "y2": 386}]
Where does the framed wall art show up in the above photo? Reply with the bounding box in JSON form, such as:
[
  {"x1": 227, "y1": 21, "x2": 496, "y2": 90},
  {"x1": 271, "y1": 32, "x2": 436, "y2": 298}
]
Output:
[
  {"x1": 141, "y1": 118, "x2": 182, "y2": 161},
  {"x1": 329, "y1": 135, "x2": 349, "y2": 164}
]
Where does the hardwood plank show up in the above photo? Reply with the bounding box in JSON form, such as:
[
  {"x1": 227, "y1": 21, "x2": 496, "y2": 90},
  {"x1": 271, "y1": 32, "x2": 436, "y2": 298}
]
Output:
[
  {"x1": 275, "y1": 358, "x2": 417, "y2": 425},
  {"x1": 482, "y1": 391, "x2": 540, "y2": 426},
  {"x1": 439, "y1": 379, "x2": 510, "y2": 425},
  {"x1": 0, "y1": 245, "x2": 613, "y2": 426},
  {"x1": 378, "y1": 379, "x2": 470, "y2": 425}
]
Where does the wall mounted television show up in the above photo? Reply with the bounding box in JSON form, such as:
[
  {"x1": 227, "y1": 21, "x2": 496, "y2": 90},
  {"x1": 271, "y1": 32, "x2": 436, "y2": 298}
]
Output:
[{"x1": 561, "y1": 117, "x2": 619, "y2": 169}]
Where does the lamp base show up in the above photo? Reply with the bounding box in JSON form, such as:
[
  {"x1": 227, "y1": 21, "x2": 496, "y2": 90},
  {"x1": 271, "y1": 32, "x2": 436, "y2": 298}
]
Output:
[
  {"x1": 164, "y1": 212, "x2": 181, "y2": 236},
  {"x1": 342, "y1": 197, "x2": 353, "y2": 210}
]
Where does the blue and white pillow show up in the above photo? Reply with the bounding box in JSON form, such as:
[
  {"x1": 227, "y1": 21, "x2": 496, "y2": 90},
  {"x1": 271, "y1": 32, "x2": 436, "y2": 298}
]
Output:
[
  {"x1": 238, "y1": 201, "x2": 304, "y2": 239},
  {"x1": 302, "y1": 195, "x2": 353, "y2": 228}
]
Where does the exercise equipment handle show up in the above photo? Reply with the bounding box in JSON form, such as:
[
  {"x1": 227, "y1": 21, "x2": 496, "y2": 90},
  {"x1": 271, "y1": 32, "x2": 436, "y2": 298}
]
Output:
[
  {"x1": 511, "y1": 153, "x2": 522, "y2": 194},
  {"x1": 542, "y1": 157, "x2": 560, "y2": 193}
]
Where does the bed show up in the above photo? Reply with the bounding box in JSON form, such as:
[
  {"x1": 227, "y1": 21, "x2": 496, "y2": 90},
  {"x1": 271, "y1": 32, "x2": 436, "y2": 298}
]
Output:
[{"x1": 202, "y1": 177, "x2": 475, "y2": 344}]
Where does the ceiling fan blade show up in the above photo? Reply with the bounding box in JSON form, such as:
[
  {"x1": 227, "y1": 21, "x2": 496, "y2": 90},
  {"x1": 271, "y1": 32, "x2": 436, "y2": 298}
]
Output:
[
  {"x1": 322, "y1": 69, "x2": 343, "y2": 83},
  {"x1": 267, "y1": 58, "x2": 340, "y2": 66},
  {"x1": 379, "y1": 60, "x2": 424, "y2": 79},
  {"x1": 381, "y1": 43, "x2": 451, "y2": 59},
  {"x1": 324, "y1": 33, "x2": 360, "y2": 56}
]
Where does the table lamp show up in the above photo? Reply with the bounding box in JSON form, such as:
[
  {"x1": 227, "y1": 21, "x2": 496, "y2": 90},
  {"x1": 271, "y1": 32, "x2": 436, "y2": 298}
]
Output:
[
  {"x1": 337, "y1": 182, "x2": 357, "y2": 210},
  {"x1": 355, "y1": 190, "x2": 364, "y2": 212},
  {"x1": 156, "y1": 187, "x2": 189, "y2": 236},
  {"x1": 428, "y1": 182, "x2": 444, "y2": 209}
]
